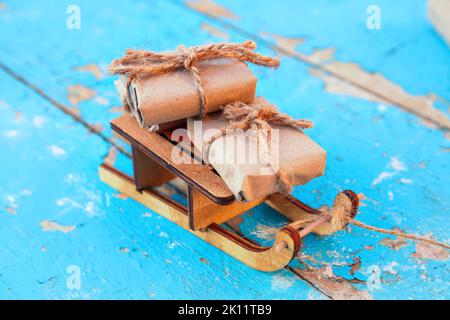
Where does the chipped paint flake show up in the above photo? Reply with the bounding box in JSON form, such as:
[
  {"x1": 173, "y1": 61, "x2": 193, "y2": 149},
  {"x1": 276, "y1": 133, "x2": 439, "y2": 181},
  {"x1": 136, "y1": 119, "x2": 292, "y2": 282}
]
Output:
[
  {"x1": 74, "y1": 64, "x2": 104, "y2": 80},
  {"x1": 271, "y1": 274, "x2": 296, "y2": 290},
  {"x1": 349, "y1": 257, "x2": 361, "y2": 276},
  {"x1": 95, "y1": 96, "x2": 109, "y2": 106},
  {"x1": 200, "y1": 22, "x2": 229, "y2": 40},
  {"x1": 49, "y1": 145, "x2": 66, "y2": 157},
  {"x1": 0, "y1": 3, "x2": 6, "y2": 10},
  {"x1": 166, "y1": 241, "x2": 180, "y2": 249},
  {"x1": 90, "y1": 123, "x2": 104, "y2": 133},
  {"x1": 67, "y1": 84, "x2": 96, "y2": 107},
  {"x1": 429, "y1": 0, "x2": 450, "y2": 46},
  {"x1": 412, "y1": 241, "x2": 449, "y2": 261},
  {"x1": 109, "y1": 106, "x2": 125, "y2": 113},
  {"x1": 4, "y1": 130, "x2": 18, "y2": 137},
  {"x1": 322, "y1": 61, "x2": 450, "y2": 130},
  {"x1": 159, "y1": 231, "x2": 169, "y2": 238},
  {"x1": 5, "y1": 207, "x2": 16, "y2": 215},
  {"x1": 15, "y1": 111, "x2": 23, "y2": 123},
  {"x1": 33, "y1": 115, "x2": 45, "y2": 128},
  {"x1": 85, "y1": 201, "x2": 96, "y2": 217},
  {"x1": 310, "y1": 68, "x2": 386, "y2": 104},
  {"x1": 322, "y1": 264, "x2": 334, "y2": 278},
  {"x1": 56, "y1": 197, "x2": 80, "y2": 207},
  {"x1": 306, "y1": 46, "x2": 450, "y2": 129},
  {"x1": 40, "y1": 220, "x2": 75, "y2": 233},
  {"x1": 261, "y1": 32, "x2": 304, "y2": 56},
  {"x1": 388, "y1": 191, "x2": 394, "y2": 201},
  {"x1": 372, "y1": 157, "x2": 410, "y2": 186},
  {"x1": 380, "y1": 237, "x2": 408, "y2": 250},
  {"x1": 0, "y1": 99, "x2": 10, "y2": 109},
  {"x1": 372, "y1": 171, "x2": 396, "y2": 186},
  {"x1": 295, "y1": 267, "x2": 373, "y2": 300},
  {"x1": 307, "y1": 47, "x2": 336, "y2": 64},
  {"x1": 103, "y1": 146, "x2": 118, "y2": 166},
  {"x1": 390, "y1": 156, "x2": 407, "y2": 171},
  {"x1": 114, "y1": 193, "x2": 128, "y2": 200},
  {"x1": 398, "y1": 178, "x2": 413, "y2": 184},
  {"x1": 383, "y1": 261, "x2": 399, "y2": 275},
  {"x1": 357, "y1": 192, "x2": 367, "y2": 206},
  {"x1": 20, "y1": 189, "x2": 32, "y2": 196},
  {"x1": 186, "y1": 0, "x2": 238, "y2": 19},
  {"x1": 6, "y1": 195, "x2": 18, "y2": 208}
]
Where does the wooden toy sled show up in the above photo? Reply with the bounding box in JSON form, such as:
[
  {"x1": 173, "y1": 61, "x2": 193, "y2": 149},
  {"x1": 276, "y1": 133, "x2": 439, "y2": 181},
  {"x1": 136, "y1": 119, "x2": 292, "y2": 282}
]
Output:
[{"x1": 99, "y1": 114, "x2": 359, "y2": 272}]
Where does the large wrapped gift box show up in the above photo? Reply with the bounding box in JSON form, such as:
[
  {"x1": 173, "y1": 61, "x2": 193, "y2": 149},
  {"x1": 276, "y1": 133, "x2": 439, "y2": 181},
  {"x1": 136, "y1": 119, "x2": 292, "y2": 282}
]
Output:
[{"x1": 187, "y1": 98, "x2": 327, "y2": 202}]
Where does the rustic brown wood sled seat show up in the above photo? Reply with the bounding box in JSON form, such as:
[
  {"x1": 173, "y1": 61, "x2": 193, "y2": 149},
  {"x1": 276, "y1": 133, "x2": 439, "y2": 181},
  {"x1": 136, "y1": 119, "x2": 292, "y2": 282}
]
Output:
[{"x1": 99, "y1": 113, "x2": 359, "y2": 272}]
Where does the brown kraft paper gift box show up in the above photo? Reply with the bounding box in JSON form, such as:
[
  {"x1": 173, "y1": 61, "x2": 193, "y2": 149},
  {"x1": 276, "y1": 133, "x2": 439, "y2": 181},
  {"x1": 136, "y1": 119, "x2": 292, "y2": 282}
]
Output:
[
  {"x1": 187, "y1": 97, "x2": 327, "y2": 202},
  {"x1": 116, "y1": 58, "x2": 257, "y2": 128}
]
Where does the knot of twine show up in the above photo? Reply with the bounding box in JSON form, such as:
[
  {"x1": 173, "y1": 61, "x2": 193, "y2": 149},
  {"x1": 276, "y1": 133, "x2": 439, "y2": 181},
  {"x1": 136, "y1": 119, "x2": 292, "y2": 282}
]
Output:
[
  {"x1": 283, "y1": 193, "x2": 450, "y2": 250},
  {"x1": 324, "y1": 196, "x2": 449, "y2": 250},
  {"x1": 204, "y1": 101, "x2": 313, "y2": 195},
  {"x1": 109, "y1": 40, "x2": 280, "y2": 119}
]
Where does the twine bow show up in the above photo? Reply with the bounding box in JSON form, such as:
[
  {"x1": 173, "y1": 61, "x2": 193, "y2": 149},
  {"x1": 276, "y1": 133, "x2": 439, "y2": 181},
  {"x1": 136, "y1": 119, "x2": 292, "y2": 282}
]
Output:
[
  {"x1": 109, "y1": 40, "x2": 280, "y2": 119},
  {"x1": 204, "y1": 101, "x2": 313, "y2": 195}
]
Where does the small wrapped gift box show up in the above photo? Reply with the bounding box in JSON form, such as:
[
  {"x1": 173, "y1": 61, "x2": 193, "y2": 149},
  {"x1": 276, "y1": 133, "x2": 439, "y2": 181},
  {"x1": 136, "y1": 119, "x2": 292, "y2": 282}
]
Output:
[
  {"x1": 115, "y1": 59, "x2": 257, "y2": 128},
  {"x1": 110, "y1": 41, "x2": 279, "y2": 128},
  {"x1": 187, "y1": 98, "x2": 327, "y2": 202}
]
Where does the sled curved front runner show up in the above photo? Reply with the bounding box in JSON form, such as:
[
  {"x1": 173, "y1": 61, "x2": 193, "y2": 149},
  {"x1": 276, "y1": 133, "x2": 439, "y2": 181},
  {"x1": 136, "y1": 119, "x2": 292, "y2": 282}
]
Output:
[{"x1": 100, "y1": 164, "x2": 303, "y2": 271}]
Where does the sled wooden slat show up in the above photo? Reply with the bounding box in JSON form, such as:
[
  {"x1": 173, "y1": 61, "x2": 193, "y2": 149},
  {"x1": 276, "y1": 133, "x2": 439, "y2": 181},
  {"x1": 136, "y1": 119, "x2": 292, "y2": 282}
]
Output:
[{"x1": 111, "y1": 114, "x2": 235, "y2": 205}]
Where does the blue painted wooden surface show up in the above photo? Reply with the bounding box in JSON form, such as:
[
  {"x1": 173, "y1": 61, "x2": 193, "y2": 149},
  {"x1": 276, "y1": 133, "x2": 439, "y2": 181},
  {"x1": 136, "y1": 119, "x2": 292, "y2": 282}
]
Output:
[{"x1": 0, "y1": 0, "x2": 449, "y2": 299}]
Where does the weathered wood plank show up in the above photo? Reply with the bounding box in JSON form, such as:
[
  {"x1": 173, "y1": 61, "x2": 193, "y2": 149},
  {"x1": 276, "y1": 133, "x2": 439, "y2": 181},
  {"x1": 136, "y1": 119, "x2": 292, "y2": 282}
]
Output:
[{"x1": 0, "y1": 0, "x2": 448, "y2": 299}]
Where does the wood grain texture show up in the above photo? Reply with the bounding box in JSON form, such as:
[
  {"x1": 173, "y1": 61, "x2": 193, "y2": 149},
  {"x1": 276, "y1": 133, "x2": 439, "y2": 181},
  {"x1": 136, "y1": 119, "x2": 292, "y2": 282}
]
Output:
[
  {"x1": 132, "y1": 146, "x2": 176, "y2": 190},
  {"x1": 188, "y1": 185, "x2": 266, "y2": 230}
]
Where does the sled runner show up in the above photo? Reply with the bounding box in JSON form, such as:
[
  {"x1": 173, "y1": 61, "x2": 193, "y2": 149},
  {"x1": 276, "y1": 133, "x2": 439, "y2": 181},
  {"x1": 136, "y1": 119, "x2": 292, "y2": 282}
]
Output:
[{"x1": 99, "y1": 114, "x2": 359, "y2": 272}]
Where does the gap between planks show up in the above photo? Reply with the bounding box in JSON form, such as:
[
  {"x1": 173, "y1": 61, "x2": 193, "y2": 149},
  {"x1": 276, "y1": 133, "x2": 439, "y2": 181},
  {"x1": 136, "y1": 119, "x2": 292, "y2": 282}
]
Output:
[
  {"x1": 285, "y1": 266, "x2": 332, "y2": 300},
  {"x1": 225, "y1": 222, "x2": 332, "y2": 300}
]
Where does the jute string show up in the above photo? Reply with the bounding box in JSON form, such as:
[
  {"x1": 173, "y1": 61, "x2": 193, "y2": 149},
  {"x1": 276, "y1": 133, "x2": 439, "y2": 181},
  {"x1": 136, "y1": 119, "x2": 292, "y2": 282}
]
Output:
[
  {"x1": 109, "y1": 40, "x2": 280, "y2": 118},
  {"x1": 327, "y1": 194, "x2": 449, "y2": 249},
  {"x1": 266, "y1": 193, "x2": 450, "y2": 250},
  {"x1": 203, "y1": 101, "x2": 313, "y2": 195}
]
